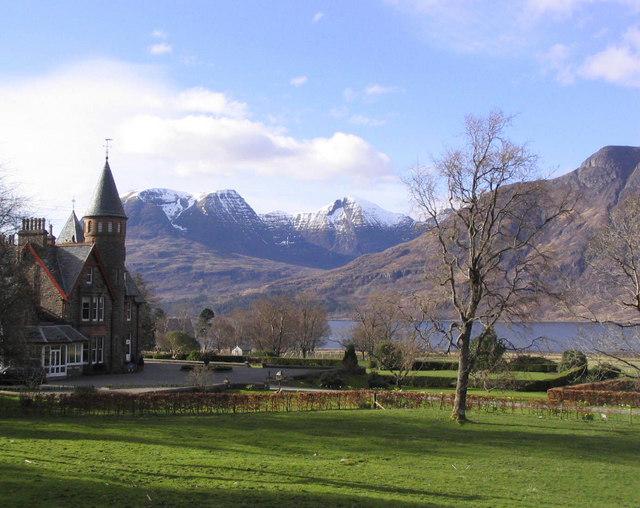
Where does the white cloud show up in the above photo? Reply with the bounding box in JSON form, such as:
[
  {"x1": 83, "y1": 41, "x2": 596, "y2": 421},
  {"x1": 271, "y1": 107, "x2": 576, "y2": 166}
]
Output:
[
  {"x1": 151, "y1": 29, "x2": 168, "y2": 39},
  {"x1": 579, "y1": 25, "x2": 640, "y2": 86},
  {"x1": 290, "y1": 75, "x2": 308, "y2": 87},
  {"x1": 349, "y1": 114, "x2": 387, "y2": 127},
  {"x1": 312, "y1": 11, "x2": 324, "y2": 23},
  {"x1": 539, "y1": 43, "x2": 576, "y2": 84},
  {"x1": 149, "y1": 43, "x2": 172, "y2": 55},
  {"x1": 0, "y1": 59, "x2": 393, "y2": 228},
  {"x1": 364, "y1": 83, "x2": 398, "y2": 96}
]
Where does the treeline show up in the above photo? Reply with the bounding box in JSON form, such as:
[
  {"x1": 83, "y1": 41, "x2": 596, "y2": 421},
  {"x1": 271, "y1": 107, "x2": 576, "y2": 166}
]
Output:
[{"x1": 154, "y1": 294, "x2": 330, "y2": 358}]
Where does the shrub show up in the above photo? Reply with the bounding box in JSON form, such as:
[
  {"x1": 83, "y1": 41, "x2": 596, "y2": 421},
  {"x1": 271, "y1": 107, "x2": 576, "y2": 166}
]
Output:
[
  {"x1": 342, "y1": 344, "x2": 360, "y2": 373},
  {"x1": 375, "y1": 341, "x2": 403, "y2": 370},
  {"x1": 519, "y1": 366, "x2": 586, "y2": 391},
  {"x1": 587, "y1": 362, "x2": 621, "y2": 382},
  {"x1": 367, "y1": 372, "x2": 391, "y2": 389},
  {"x1": 319, "y1": 371, "x2": 344, "y2": 389},
  {"x1": 186, "y1": 351, "x2": 203, "y2": 361},
  {"x1": 73, "y1": 385, "x2": 97, "y2": 395},
  {"x1": 559, "y1": 349, "x2": 588, "y2": 372},
  {"x1": 471, "y1": 327, "x2": 506, "y2": 371},
  {"x1": 188, "y1": 364, "x2": 212, "y2": 389},
  {"x1": 508, "y1": 355, "x2": 558, "y2": 373}
]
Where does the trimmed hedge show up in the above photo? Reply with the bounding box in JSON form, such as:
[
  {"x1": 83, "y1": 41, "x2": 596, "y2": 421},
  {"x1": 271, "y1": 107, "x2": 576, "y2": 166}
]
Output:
[
  {"x1": 262, "y1": 357, "x2": 343, "y2": 368},
  {"x1": 549, "y1": 379, "x2": 640, "y2": 406},
  {"x1": 508, "y1": 355, "x2": 558, "y2": 373},
  {"x1": 411, "y1": 360, "x2": 459, "y2": 371}
]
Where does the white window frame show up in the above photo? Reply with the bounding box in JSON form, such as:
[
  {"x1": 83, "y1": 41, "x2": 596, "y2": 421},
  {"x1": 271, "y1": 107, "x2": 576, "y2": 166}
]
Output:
[
  {"x1": 91, "y1": 297, "x2": 99, "y2": 321},
  {"x1": 126, "y1": 300, "x2": 132, "y2": 321},
  {"x1": 81, "y1": 297, "x2": 91, "y2": 322},
  {"x1": 67, "y1": 343, "x2": 83, "y2": 365},
  {"x1": 91, "y1": 337, "x2": 104, "y2": 364},
  {"x1": 97, "y1": 296, "x2": 105, "y2": 322},
  {"x1": 85, "y1": 267, "x2": 93, "y2": 285}
]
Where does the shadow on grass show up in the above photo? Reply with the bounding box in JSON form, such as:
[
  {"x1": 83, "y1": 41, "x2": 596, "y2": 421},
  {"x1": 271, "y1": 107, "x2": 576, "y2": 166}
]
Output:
[
  {"x1": 0, "y1": 462, "x2": 449, "y2": 508},
  {"x1": 1, "y1": 410, "x2": 638, "y2": 467}
]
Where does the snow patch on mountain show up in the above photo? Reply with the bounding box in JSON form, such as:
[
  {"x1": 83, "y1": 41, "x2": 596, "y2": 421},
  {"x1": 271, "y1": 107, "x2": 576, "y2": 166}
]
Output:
[{"x1": 126, "y1": 188, "x2": 195, "y2": 222}]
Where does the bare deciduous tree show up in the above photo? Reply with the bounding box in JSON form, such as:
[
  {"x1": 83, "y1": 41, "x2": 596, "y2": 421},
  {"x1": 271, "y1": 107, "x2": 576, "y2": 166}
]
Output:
[
  {"x1": 581, "y1": 196, "x2": 640, "y2": 376},
  {"x1": 292, "y1": 293, "x2": 329, "y2": 358},
  {"x1": 0, "y1": 170, "x2": 32, "y2": 365},
  {"x1": 407, "y1": 111, "x2": 572, "y2": 421}
]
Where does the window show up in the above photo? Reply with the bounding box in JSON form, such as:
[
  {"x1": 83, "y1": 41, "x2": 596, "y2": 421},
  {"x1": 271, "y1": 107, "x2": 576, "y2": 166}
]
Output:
[
  {"x1": 125, "y1": 300, "x2": 132, "y2": 321},
  {"x1": 68, "y1": 343, "x2": 83, "y2": 364},
  {"x1": 88, "y1": 221, "x2": 93, "y2": 233},
  {"x1": 91, "y1": 337, "x2": 104, "y2": 364},
  {"x1": 117, "y1": 223, "x2": 122, "y2": 234},
  {"x1": 85, "y1": 267, "x2": 93, "y2": 285},
  {"x1": 81, "y1": 297, "x2": 91, "y2": 321},
  {"x1": 82, "y1": 342, "x2": 89, "y2": 363},
  {"x1": 97, "y1": 296, "x2": 104, "y2": 322},
  {"x1": 108, "y1": 222, "x2": 113, "y2": 233},
  {"x1": 98, "y1": 222, "x2": 103, "y2": 233},
  {"x1": 126, "y1": 335, "x2": 132, "y2": 362},
  {"x1": 91, "y1": 297, "x2": 99, "y2": 321}
]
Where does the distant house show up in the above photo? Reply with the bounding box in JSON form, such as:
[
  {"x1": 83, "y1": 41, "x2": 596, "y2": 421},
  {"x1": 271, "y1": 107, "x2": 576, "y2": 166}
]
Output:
[{"x1": 231, "y1": 345, "x2": 252, "y2": 356}]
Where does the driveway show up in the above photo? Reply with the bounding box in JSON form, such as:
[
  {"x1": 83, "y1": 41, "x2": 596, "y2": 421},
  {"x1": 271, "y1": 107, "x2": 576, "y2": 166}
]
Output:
[{"x1": 49, "y1": 361, "x2": 323, "y2": 389}]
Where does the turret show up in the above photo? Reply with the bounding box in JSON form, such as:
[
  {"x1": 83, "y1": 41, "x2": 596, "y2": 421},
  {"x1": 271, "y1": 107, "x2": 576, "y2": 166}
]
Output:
[{"x1": 83, "y1": 157, "x2": 128, "y2": 276}]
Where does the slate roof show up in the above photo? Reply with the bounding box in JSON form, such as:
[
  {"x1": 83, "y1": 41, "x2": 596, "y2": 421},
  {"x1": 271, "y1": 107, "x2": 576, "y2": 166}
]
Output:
[
  {"x1": 26, "y1": 324, "x2": 89, "y2": 344},
  {"x1": 54, "y1": 244, "x2": 94, "y2": 294},
  {"x1": 124, "y1": 269, "x2": 144, "y2": 302},
  {"x1": 84, "y1": 159, "x2": 127, "y2": 219},
  {"x1": 57, "y1": 210, "x2": 85, "y2": 244}
]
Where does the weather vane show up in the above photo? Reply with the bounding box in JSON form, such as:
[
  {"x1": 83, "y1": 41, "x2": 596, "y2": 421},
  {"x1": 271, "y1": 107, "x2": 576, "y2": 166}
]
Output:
[
  {"x1": 72, "y1": 197, "x2": 76, "y2": 212},
  {"x1": 104, "y1": 138, "x2": 113, "y2": 160}
]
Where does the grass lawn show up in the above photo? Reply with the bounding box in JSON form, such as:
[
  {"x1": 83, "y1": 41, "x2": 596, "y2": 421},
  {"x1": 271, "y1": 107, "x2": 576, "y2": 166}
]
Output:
[
  {"x1": 1, "y1": 409, "x2": 638, "y2": 507},
  {"x1": 372, "y1": 369, "x2": 558, "y2": 381}
]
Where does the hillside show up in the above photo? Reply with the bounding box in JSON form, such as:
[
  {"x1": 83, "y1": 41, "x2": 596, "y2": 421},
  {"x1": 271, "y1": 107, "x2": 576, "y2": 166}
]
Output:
[{"x1": 227, "y1": 146, "x2": 640, "y2": 317}]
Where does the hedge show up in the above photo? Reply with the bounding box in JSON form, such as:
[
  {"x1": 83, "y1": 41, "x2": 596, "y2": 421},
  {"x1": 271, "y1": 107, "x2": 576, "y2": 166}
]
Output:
[
  {"x1": 507, "y1": 355, "x2": 558, "y2": 373},
  {"x1": 1, "y1": 389, "x2": 612, "y2": 418},
  {"x1": 262, "y1": 357, "x2": 342, "y2": 368},
  {"x1": 411, "y1": 360, "x2": 459, "y2": 371},
  {"x1": 548, "y1": 379, "x2": 640, "y2": 406}
]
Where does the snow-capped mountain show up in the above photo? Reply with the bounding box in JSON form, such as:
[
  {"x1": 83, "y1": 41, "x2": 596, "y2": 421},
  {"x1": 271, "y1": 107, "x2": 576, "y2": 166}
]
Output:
[
  {"x1": 122, "y1": 189, "x2": 420, "y2": 267},
  {"x1": 287, "y1": 196, "x2": 417, "y2": 256}
]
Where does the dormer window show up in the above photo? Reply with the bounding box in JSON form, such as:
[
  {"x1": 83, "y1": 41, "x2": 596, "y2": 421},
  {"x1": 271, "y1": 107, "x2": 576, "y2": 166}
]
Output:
[{"x1": 85, "y1": 267, "x2": 93, "y2": 285}]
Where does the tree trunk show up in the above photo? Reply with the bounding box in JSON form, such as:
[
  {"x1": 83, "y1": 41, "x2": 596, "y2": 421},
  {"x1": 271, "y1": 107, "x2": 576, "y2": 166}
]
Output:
[{"x1": 452, "y1": 326, "x2": 473, "y2": 422}]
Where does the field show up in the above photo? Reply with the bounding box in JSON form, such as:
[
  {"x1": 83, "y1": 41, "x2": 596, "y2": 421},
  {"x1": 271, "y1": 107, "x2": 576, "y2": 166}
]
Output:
[{"x1": 1, "y1": 408, "x2": 639, "y2": 507}]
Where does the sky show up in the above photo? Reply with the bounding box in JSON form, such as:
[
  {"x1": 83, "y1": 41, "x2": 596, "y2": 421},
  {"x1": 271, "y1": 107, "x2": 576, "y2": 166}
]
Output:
[{"x1": 1, "y1": 0, "x2": 640, "y2": 232}]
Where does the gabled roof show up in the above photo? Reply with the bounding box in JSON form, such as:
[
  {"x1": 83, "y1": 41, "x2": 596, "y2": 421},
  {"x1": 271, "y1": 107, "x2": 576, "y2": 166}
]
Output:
[
  {"x1": 57, "y1": 210, "x2": 85, "y2": 244},
  {"x1": 84, "y1": 159, "x2": 127, "y2": 219},
  {"x1": 25, "y1": 243, "x2": 115, "y2": 301}
]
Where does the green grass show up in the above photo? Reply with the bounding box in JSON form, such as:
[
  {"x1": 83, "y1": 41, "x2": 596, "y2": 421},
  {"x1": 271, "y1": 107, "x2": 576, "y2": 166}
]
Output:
[
  {"x1": 372, "y1": 369, "x2": 558, "y2": 381},
  {"x1": 1, "y1": 409, "x2": 638, "y2": 507}
]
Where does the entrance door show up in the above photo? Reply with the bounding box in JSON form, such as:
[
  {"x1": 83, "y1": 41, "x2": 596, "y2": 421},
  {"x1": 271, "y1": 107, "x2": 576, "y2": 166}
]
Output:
[{"x1": 43, "y1": 346, "x2": 67, "y2": 377}]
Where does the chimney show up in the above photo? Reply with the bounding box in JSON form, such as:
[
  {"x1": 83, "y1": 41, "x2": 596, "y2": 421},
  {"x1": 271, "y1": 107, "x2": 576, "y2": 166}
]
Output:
[{"x1": 17, "y1": 216, "x2": 50, "y2": 247}]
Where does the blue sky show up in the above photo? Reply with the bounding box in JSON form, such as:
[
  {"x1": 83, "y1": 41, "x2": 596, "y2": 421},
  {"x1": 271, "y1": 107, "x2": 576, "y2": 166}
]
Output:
[{"x1": 1, "y1": 0, "x2": 640, "y2": 231}]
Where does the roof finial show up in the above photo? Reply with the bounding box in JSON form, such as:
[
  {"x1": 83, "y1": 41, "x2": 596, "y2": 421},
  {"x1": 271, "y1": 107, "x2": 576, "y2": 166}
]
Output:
[
  {"x1": 104, "y1": 138, "x2": 113, "y2": 161},
  {"x1": 72, "y1": 197, "x2": 76, "y2": 212}
]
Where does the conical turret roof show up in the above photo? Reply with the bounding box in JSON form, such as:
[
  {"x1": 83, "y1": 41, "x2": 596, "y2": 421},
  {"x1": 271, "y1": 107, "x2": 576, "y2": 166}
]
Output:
[
  {"x1": 57, "y1": 210, "x2": 85, "y2": 244},
  {"x1": 84, "y1": 159, "x2": 127, "y2": 219}
]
